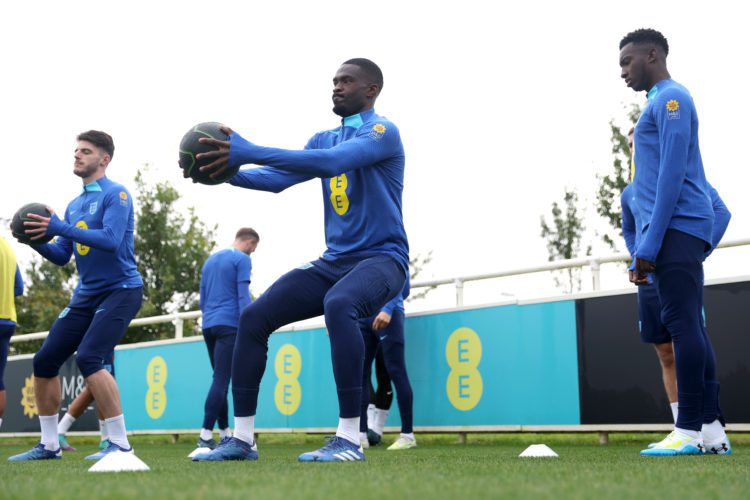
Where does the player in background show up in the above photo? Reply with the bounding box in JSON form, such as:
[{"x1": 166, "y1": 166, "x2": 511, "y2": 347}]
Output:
[
  {"x1": 364, "y1": 350, "x2": 393, "y2": 446},
  {"x1": 619, "y1": 29, "x2": 732, "y2": 456},
  {"x1": 8, "y1": 130, "x2": 144, "y2": 461},
  {"x1": 621, "y1": 128, "x2": 730, "y2": 444},
  {"x1": 57, "y1": 352, "x2": 115, "y2": 451},
  {"x1": 191, "y1": 58, "x2": 408, "y2": 463},
  {"x1": 359, "y1": 277, "x2": 416, "y2": 450},
  {"x1": 193, "y1": 228, "x2": 259, "y2": 453},
  {"x1": 0, "y1": 235, "x2": 24, "y2": 432}
]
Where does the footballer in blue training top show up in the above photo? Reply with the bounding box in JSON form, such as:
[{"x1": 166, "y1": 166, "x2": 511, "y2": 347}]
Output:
[
  {"x1": 8, "y1": 130, "x2": 143, "y2": 462},
  {"x1": 195, "y1": 228, "x2": 258, "y2": 451},
  {"x1": 619, "y1": 28, "x2": 732, "y2": 457},
  {"x1": 190, "y1": 58, "x2": 408, "y2": 463}
]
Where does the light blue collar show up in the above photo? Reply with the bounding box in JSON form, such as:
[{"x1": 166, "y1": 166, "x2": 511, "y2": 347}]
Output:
[
  {"x1": 342, "y1": 108, "x2": 376, "y2": 128},
  {"x1": 81, "y1": 180, "x2": 103, "y2": 194},
  {"x1": 647, "y1": 79, "x2": 672, "y2": 101},
  {"x1": 342, "y1": 114, "x2": 364, "y2": 129}
]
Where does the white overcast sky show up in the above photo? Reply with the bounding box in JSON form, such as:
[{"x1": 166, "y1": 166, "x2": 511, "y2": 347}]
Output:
[{"x1": 2, "y1": 0, "x2": 748, "y2": 310}]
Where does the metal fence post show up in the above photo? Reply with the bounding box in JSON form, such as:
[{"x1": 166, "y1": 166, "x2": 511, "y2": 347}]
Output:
[
  {"x1": 455, "y1": 278, "x2": 464, "y2": 307},
  {"x1": 591, "y1": 259, "x2": 601, "y2": 291},
  {"x1": 174, "y1": 316, "x2": 184, "y2": 339}
]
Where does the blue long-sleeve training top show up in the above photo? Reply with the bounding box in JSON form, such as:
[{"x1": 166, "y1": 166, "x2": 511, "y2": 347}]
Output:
[
  {"x1": 200, "y1": 247, "x2": 252, "y2": 329},
  {"x1": 228, "y1": 108, "x2": 409, "y2": 273},
  {"x1": 632, "y1": 79, "x2": 714, "y2": 262},
  {"x1": 33, "y1": 176, "x2": 143, "y2": 294},
  {"x1": 622, "y1": 182, "x2": 731, "y2": 263}
]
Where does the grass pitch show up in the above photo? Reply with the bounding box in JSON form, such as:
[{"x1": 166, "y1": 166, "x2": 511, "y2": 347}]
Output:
[{"x1": 1, "y1": 433, "x2": 748, "y2": 499}]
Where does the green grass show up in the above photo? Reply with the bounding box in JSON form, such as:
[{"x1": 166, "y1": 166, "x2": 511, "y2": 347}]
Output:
[{"x1": 1, "y1": 433, "x2": 748, "y2": 499}]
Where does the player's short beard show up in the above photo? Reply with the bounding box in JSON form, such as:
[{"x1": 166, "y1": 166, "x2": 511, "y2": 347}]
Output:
[{"x1": 74, "y1": 162, "x2": 99, "y2": 179}]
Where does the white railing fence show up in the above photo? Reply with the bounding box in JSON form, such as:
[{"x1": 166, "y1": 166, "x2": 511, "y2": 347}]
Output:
[{"x1": 10, "y1": 237, "x2": 750, "y2": 345}]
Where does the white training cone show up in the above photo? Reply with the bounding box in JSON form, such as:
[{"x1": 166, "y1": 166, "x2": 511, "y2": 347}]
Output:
[
  {"x1": 519, "y1": 444, "x2": 558, "y2": 457},
  {"x1": 188, "y1": 447, "x2": 212, "y2": 458},
  {"x1": 88, "y1": 451, "x2": 150, "y2": 472}
]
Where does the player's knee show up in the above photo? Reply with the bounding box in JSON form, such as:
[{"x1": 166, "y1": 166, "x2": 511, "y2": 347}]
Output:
[
  {"x1": 653, "y1": 343, "x2": 675, "y2": 367},
  {"x1": 238, "y1": 303, "x2": 269, "y2": 341},
  {"x1": 323, "y1": 293, "x2": 356, "y2": 324},
  {"x1": 75, "y1": 350, "x2": 107, "y2": 378},
  {"x1": 32, "y1": 348, "x2": 61, "y2": 378}
]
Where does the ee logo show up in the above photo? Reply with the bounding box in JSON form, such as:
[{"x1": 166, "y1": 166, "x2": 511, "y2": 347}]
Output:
[
  {"x1": 329, "y1": 174, "x2": 349, "y2": 215},
  {"x1": 146, "y1": 356, "x2": 167, "y2": 419},
  {"x1": 75, "y1": 220, "x2": 90, "y2": 255},
  {"x1": 274, "y1": 344, "x2": 301, "y2": 416},
  {"x1": 446, "y1": 327, "x2": 483, "y2": 411}
]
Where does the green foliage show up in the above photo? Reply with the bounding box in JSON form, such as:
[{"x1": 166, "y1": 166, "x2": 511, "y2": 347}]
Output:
[
  {"x1": 128, "y1": 167, "x2": 217, "y2": 343},
  {"x1": 595, "y1": 102, "x2": 642, "y2": 251},
  {"x1": 13, "y1": 254, "x2": 78, "y2": 355},
  {"x1": 540, "y1": 188, "x2": 590, "y2": 293}
]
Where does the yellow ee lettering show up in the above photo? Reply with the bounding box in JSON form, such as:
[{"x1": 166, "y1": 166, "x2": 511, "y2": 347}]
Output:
[
  {"x1": 446, "y1": 327, "x2": 483, "y2": 411},
  {"x1": 274, "y1": 344, "x2": 301, "y2": 416},
  {"x1": 329, "y1": 174, "x2": 349, "y2": 215},
  {"x1": 75, "y1": 220, "x2": 90, "y2": 255},
  {"x1": 145, "y1": 356, "x2": 167, "y2": 419}
]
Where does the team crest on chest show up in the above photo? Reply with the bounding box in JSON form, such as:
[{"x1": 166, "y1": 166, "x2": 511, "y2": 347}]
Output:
[{"x1": 89, "y1": 201, "x2": 98, "y2": 214}]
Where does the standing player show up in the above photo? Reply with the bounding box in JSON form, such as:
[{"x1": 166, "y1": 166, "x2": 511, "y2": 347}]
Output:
[
  {"x1": 194, "y1": 228, "x2": 259, "y2": 452},
  {"x1": 0, "y1": 235, "x2": 24, "y2": 432},
  {"x1": 359, "y1": 277, "x2": 416, "y2": 450},
  {"x1": 8, "y1": 130, "x2": 144, "y2": 461},
  {"x1": 364, "y1": 349, "x2": 394, "y2": 446},
  {"x1": 621, "y1": 128, "x2": 731, "y2": 439},
  {"x1": 192, "y1": 58, "x2": 408, "y2": 462},
  {"x1": 619, "y1": 29, "x2": 731, "y2": 456}
]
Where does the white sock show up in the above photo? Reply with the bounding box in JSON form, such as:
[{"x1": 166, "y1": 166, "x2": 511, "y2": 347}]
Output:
[
  {"x1": 40, "y1": 415, "x2": 59, "y2": 450},
  {"x1": 234, "y1": 416, "x2": 255, "y2": 445},
  {"x1": 701, "y1": 419, "x2": 725, "y2": 442},
  {"x1": 336, "y1": 417, "x2": 360, "y2": 446},
  {"x1": 359, "y1": 431, "x2": 368, "y2": 443},
  {"x1": 0, "y1": 417, "x2": 3, "y2": 430},
  {"x1": 219, "y1": 427, "x2": 232, "y2": 439},
  {"x1": 105, "y1": 414, "x2": 130, "y2": 449},
  {"x1": 200, "y1": 428, "x2": 213, "y2": 441},
  {"x1": 400, "y1": 432, "x2": 415, "y2": 442},
  {"x1": 372, "y1": 408, "x2": 389, "y2": 435},
  {"x1": 366, "y1": 403, "x2": 375, "y2": 425},
  {"x1": 670, "y1": 402, "x2": 679, "y2": 423},
  {"x1": 675, "y1": 427, "x2": 700, "y2": 440},
  {"x1": 58, "y1": 413, "x2": 76, "y2": 434},
  {"x1": 99, "y1": 419, "x2": 109, "y2": 441}
]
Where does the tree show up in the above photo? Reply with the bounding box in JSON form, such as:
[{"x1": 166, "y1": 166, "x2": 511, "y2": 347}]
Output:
[
  {"x1": 407, "y1": 251, "x2": 435, "y2": 302},
  {"x1": 595, "y1": 102, "x2": 642, "y2": 251},
  {"x1": 13, "y1": 256, "x2": 78, "y2": 355},
  {"x1": 540, "y1": 188, "x2": 590, "y2": 293},
  {"x1": 127, "y1": 167, "x2": 217, "y2": 343}
]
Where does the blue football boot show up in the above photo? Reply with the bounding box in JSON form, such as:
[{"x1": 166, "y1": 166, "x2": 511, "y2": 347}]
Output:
[
  {"x1": 8, "y1": 443, "x2": 62, "y2": 461},
  {"x1": 298, "y1": 436, "x2": 365, "y2": 462},
  {"x1": 192, "y1": 437, "x2": 258, "y2": 461},
  {"x1": 85, "y1": 442, "x2": 134, "y2": 460}
]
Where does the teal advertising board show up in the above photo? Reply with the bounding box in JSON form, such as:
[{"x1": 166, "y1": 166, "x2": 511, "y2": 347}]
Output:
[{"x1": 115, "y1": 300, "x2": 580, "y2": 431}]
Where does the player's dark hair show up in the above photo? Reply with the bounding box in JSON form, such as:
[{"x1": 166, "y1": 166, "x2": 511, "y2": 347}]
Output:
[
  {"x1": 628, "y1": 126, "x2": 635, "y2": 135},
  {"x1": 77, "y1": 130, "x2": 115, "y2": 159},
  {"x1": 343, "y1": 58, "x2": 384, "y2": 92},
  {"x1": 236, "y1": 227, "x2": 259, "y2": 242},
  {"x1": 619, "y1": 29, "x2": 669, "y2": 56}
]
